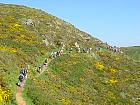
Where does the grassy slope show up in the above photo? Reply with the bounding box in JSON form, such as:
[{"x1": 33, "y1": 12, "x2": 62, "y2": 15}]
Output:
[
  {"x1": 121, "y1": 46, "x2": 140, "y2": 61},
  {"x1": 26, "y1": 51, "x2": 140, "y2": 105},
  {"x1": 0, "y1": 4, "x2": 140, "y2": 105}
]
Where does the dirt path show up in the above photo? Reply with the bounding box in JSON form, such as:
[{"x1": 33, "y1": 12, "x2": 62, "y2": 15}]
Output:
[
  {"x1": 16, "y1": 80, "x2": 26, "y2": 105},
  {"x1": 16, "y1": 59, "x2": 51, "y2": 105},
  {"x1": 37, "y1": 59, "x2": 51, "y2": 76}
]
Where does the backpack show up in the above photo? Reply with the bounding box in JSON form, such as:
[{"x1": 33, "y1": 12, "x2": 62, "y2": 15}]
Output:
[
  {"x1": 19, "y1": 74, "x2": 24, "y2": 81},
  {"x1": 20, "y1": 68, "x2": 27, "y2": 76}
]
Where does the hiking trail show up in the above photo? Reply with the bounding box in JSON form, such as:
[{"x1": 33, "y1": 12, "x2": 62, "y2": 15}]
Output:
[
  {"x1": 16, "y1": 80, "x2": 26, "y2": 105},
  {"x1": 16, "y1": 59, "x2": 51, "y2": 105},
  {"x1": 37, "y1": 59, "x2": 51, "y2": 77}
]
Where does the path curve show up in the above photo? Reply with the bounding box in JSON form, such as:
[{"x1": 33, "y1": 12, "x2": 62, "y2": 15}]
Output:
[
  {"x1": 37, "y1": 59, "x2": 51, "y2": 77},
  {"x1": 16, "y1": 59, "x2": 52, "y2": 105}
]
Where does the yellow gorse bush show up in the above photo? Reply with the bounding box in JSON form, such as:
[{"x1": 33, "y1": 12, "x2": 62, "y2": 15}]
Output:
[
  {"x1": 109, "y1": 67, "x2": 117, "y2": 74},
  {"x1": 60, "y1": 97, "x2": 71, "y2": 105},
  {"x1": 107, "y1": 79, "x2": 118, "y2": 85},
  {"x1": 0, "y1": 34, "x2": 7, "y2": 39},
  {"x1": 14, "y1": 24, "x2": 21, "y2": 27},
  {"x1": 0, "y1": 86, "x2": 11, "y2": 103},
  {"x1": 8, "y1": 23, "x2": 23, "y2": 32},
  {"x1": 14, "y1": 38, "x2": 34, "y2": 44},
  {"x1": 0, "y1": 45, "x2": 18, "y2": 53},
  {"x1": 95, "y1": 62, "x2": 105, "y2": 71}
]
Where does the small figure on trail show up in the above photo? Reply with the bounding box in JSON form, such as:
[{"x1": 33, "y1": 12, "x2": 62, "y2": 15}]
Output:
[
  {"x1": 83, "y1": 48, "x2": 89, "y2": 53},
  {"x1": 82, "y1": 48, "x2": 92, "y2": 53},
  {"x1": 17, "y1": 73, "x2": 25, "y2": 87},
  {"x1": 20, "y1": 68, "x2": 28, "y2": 79},
  {"x1": 53, "y1": 52, "x2": 57, "y2": 58},
  {"x1": 44, "y1": 58, "x2": 48, "y2": 65},
  {"x1": 45, "y1": 58, "x2": 48, "y2": 63},
  {"x1": 82, "y1": 48, "x2": 87, "y2": 53},
  {"x1": 76, "y1": 47, "x2": 80, "y2": 53},
  {"x1": 50, "y1": 52, "x2": 55, "y2": 59},
  {"x1": 107, "y1": 46, "x2": 113, "y2": 51},
  {"x1": 17, "y1": 68, "x2": 28, "y2": 87},
  {"x1": 50, "y1": 49, "x2": 64, "y2": 59},
  {"x1": 25, "y1": 19, "x2": 34, "y2": 26},
  {"x1": 89, "y1": 48, "x2": 92, "y2": 53},
  {"x1": 37, "y1": 65, "x2": 42, "y2": 73},
  {"x1": 75, "y1": 42, "x2": 79, "y2": 48},
  {"x1": 60, "y1": 49, "x2": 64, "y2": 55},
  {"x1": 114, "y1": 47, "x2": 121, "y2": 53},
  {"x1": 56, "y1": 51, "x2": 60, "y2": 57}
]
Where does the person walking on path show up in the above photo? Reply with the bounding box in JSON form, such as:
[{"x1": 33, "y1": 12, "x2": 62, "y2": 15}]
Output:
[{"x1": 17, "y1": 68, "x2": 28, "y2": 87}]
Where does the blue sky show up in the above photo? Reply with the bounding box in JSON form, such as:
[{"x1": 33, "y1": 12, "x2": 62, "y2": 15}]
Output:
[{"x1": 0, "y1": 0, "x2": 140, "y2": 47}]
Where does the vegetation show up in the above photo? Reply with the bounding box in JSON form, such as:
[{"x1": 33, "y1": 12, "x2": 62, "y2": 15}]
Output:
[
  {"x1": 121, "y1": 46, "x2": 140, "y2": 61},
  {"x1": 0, "y1": 4, "x2": 140, "y2": 105}
]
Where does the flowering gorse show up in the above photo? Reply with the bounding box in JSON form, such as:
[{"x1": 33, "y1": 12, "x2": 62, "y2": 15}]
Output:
[
  {"x1": 107, "y1": 79, "x2": 118, "y2": 85},
  {"x1": 0, "y1": 45, "x2": 18, "y2": 53},
  {"x1": 95, "y1": 62, "x2": 105, "y2": 71},
  {"x1": 0, "y1": 86, "x2": 11, "y2": 103}
]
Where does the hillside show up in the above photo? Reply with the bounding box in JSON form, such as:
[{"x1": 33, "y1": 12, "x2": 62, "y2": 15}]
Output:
[
  {"x1": 0, "y1": 4, "x2": 140, "y2": 105},
  {"x1": 121, "y1": 46, "x2": 140, "y2": 61}
]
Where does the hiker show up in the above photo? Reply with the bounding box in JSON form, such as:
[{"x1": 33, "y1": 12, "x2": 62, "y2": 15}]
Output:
[
  {"x1": 113, "y1": 46, "x2": 120, "y2": 53},
  {"x1": 53, "y1": 51, "x2": 57, "y2": 58},
  {"x1": 83, "y1": 48, "x2": 87, "y2": 53},
  {"x1": 60, "y1": 49, "x2": 64, "y2": 55},
  {"x1": 53, "y1": 52, "x2": 57, "y2": 58},
  {"x1": 50, "y1": 52, "x2": 54, "y2": 59},
  {"x1": 107, "y1": 46, "x2": 113, "y2": 51},
  {"x1": 20, "y1": 68, "x2": 28, "y2": 79},
  {"x1": 114, "y1": 48, "x2": 117, "y2": 52},
  {"x1": 84, "y1": 48, "x2": 89, "y2": 53},
  {"x1": 75, "y1": 42, "x2": 78, "y2": 47},
  {"x1": 17, "y1": 68, "x2": 27, "y2": 87},
  {"x1": 116, "y1": 47, "x2": 121, "y2": 53},
  {"x1": 17, "y1": 73, "x2": 25, "y2": 87},
  {"x1": 76, "y1": 47, "x2": 81, "y2": 53},
  {"x1": 113, "y1": 46, "x2": 117, "y2": 52},
  {"x1": 25, "y1": 19, "x2": 34, "y2": 26},
  {"x1": 89, "y1": 48, "x2": 92, "y2": 53},
  {"x1": 44, "y1": 58, "x2": 48, "y2": 65},
  {"x1": 56, "y1": 51, "x2": 61, "y2": 57},
  {"x1": 37, "y1": 65, "x2": 42, "y2": 73}
]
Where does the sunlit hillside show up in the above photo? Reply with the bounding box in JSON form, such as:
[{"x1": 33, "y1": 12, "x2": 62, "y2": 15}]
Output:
[
  {"x1": 0, "y1": 4, "x2": 140, "y2": 105},
  {"x1": 121, "y1": 46, "x2": 140, "y2": 61}
]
